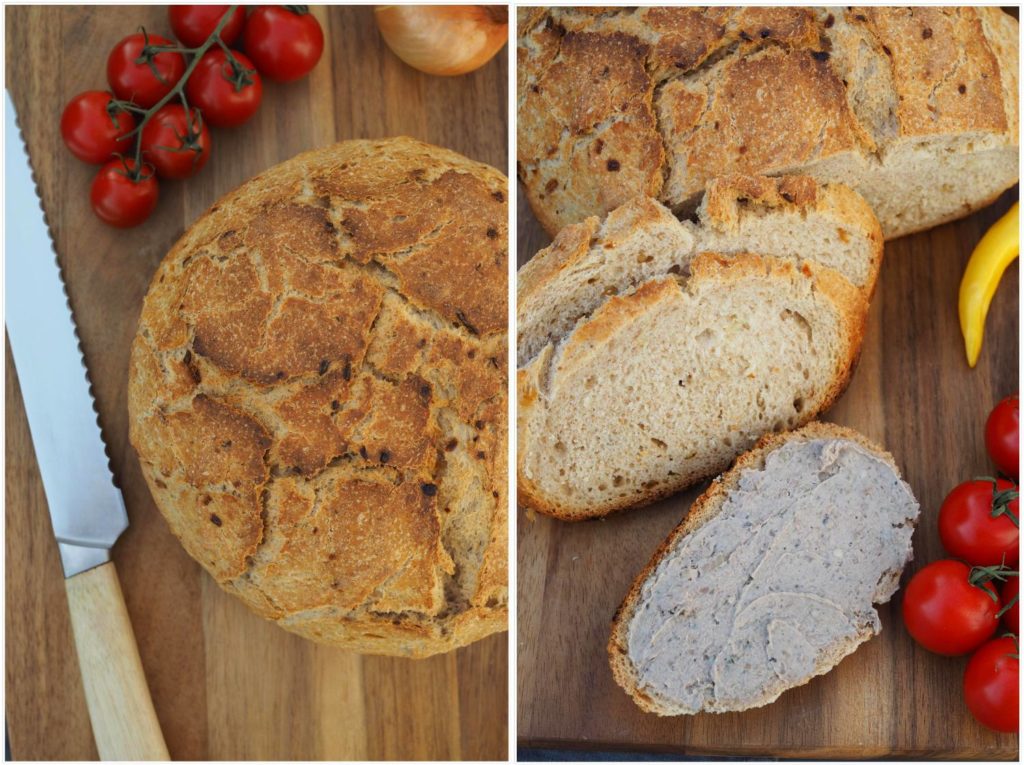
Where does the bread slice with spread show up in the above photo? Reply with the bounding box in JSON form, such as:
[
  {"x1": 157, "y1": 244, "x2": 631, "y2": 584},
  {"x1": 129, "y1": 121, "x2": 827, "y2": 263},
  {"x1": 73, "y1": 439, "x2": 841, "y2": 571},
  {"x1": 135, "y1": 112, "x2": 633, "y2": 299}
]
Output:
[{"x1": 608, "y1": 422, "x2": 919, "y2": 715}]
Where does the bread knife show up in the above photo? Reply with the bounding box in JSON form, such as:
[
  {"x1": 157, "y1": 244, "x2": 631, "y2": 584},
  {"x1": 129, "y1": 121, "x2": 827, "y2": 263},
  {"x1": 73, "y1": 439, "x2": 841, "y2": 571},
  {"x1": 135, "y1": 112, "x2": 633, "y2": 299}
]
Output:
[{"x1": 5, "y1": 90, "x2": 169, "y2": 761}]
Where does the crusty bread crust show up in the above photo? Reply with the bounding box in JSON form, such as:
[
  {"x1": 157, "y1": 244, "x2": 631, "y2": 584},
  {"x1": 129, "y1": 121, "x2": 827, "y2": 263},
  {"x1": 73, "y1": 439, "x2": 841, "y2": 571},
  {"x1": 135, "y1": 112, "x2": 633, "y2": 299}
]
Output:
[
  {"x1": 517, "y1": 253, "x2": 868, "y2": 520},
  {"x1": 976, "y1": 7, "x2": 1019, "y2": 141},
  {"x1": 608, "y1": 422, "x2": 910, "y2": 714},
  {"x1": 517, "y1": 214, "x2": 602, "y2": 310},
  {"x1": 518, "y1": 7, "x2": 1019, "y2": 238},
  {"x1": 700, "y1": 175, "x2": 884, "y2": 299},
  {"x1": 128, "y1": 138, "x2": 507, "y2": 657},
  {"x1": 518, "y1": 174, "x2": 882, "y2": 372}
]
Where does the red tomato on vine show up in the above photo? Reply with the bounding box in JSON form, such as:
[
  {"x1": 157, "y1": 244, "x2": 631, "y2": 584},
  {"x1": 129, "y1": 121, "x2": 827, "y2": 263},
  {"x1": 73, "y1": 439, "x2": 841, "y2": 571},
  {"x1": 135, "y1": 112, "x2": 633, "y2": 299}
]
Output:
[
  {"x1": 169, "y1": 5, "x2": 246, "y2": 48},
  {"x1": 902, "y1": 560, "x2": 1001, "y2": 656},
  {"x1": 938, "y1": 478, "x2": 1019, "y2": 567},
  {"x1": 243, "y1": 6, "x2": 324, "y2": 82},
  {"x1": 140, "y1": 104, "x2": 211, "y2": 180},
  {"x1": 963, "y1": 636, "x2": 1019, "y2": 733},
  {"x1": 185, "y1": 49, "x2": 263, "y2": 127},
  {"x1": 90, "y1": 158, "x2": 159, "y2": 228},
  {"x1": 986, "y1": 395, "x2": 1019, "y2": 479},
  {"x1": 107, "y1": 32, "x2": 186, "y2": 108},
  {"x1": 60, "y1": 91, "x2": 136, "y2": 164}
]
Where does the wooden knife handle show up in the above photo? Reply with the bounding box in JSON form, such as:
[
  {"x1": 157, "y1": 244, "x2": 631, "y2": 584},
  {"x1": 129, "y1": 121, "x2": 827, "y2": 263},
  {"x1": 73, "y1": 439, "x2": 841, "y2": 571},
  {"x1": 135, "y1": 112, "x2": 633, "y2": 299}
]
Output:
[{"x1": 65, "y1": 561, "x2": 170, "y2": 761}]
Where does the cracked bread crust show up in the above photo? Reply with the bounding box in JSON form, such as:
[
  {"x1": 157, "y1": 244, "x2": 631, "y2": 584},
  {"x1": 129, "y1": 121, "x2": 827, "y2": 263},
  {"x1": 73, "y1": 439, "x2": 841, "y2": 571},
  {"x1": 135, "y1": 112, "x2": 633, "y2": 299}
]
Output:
[
  {"x1": 518, "y1": 7, "x2": 1019, "y2": 238},
  {"x1": 128, "y1": 137, "x2": 508, "y2": 657},
  {"x1": 608, "y1": 422, "x2": 917, "y2": 715}
]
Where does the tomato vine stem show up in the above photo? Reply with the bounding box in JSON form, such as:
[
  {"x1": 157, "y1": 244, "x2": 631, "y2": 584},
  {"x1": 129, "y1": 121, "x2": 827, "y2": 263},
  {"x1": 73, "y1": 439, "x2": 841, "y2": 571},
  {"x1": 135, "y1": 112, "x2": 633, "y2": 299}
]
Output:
[
  {"x1": 996, "y1": 594, "x2": 1018, "y2": 620},
  {"x1": 110, "y1": 5, "x2": 248, "y2": 180},
  {"x1": 969, "y1": 562, "x2": 1019, "y2": 605}
]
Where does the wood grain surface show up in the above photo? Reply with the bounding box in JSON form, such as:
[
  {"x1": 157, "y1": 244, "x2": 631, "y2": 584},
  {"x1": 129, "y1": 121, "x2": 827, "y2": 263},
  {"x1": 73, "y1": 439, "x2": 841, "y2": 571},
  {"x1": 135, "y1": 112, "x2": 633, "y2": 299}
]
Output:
[
  {"x1": 5, "y1": 6, "x2": 508, "y2": 760},
  {"x1": 516, "y1": 164, "x2": 1021, "y2": 756},
  {"x1": 64, "y1": 563, "x2": 169, "y2": 761}
]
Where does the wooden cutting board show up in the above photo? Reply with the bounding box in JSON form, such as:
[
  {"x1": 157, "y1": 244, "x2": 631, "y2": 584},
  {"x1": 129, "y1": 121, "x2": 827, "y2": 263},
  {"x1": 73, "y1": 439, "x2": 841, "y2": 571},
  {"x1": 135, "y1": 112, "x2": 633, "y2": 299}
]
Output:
[
  {"x1": 5, "y1": 6, "x2": 507, "y2": 760},
  {"x1": 516, "y1": 186, "x2": 1020, "y2": 754}
]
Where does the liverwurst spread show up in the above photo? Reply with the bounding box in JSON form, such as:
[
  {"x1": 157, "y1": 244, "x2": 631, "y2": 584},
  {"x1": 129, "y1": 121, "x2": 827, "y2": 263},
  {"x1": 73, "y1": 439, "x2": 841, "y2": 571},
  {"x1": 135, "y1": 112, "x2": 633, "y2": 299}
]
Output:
[{"x1": 625, "y1": 438, "x2": 919, "y2": 714}]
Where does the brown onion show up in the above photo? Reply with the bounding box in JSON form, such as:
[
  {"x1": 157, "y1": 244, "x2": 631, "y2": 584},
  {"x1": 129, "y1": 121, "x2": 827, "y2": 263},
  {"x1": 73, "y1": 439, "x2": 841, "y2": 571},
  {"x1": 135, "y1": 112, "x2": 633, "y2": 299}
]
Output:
[{"x1": 375, "y1": 5, "x2": 508, "y2": 77}]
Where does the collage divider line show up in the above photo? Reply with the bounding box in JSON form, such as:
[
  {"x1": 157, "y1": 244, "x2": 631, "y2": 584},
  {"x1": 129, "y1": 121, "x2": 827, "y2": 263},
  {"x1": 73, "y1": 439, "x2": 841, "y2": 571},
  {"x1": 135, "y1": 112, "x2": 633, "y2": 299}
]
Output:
[{"x1": 506, "y1": 4, "x2": 519, "y2": 756}]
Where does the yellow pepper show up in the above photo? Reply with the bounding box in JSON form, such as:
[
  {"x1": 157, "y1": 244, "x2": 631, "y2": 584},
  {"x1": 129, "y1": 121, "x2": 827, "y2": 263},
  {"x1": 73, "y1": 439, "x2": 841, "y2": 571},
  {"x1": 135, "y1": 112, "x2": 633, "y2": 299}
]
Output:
[{"x1": 959, "y1": 202, "x2": 1019, "y2": 368}]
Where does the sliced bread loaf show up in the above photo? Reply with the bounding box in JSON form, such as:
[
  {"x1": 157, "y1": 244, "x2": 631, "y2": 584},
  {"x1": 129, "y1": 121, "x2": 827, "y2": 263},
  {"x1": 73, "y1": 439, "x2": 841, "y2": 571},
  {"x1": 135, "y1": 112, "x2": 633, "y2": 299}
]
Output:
[
  {"x1": 608, "y1": 422, "x2": 919, "y2": 715},
  {"x1": 518, "y1": 7, "x2": 1019, "y2": 239},
  {"x1": 518, "y1": 174, "x2": 881, "y2": 367},
  {"x1": 517, "y1": 176, "x2": 877, "y2": 519}
]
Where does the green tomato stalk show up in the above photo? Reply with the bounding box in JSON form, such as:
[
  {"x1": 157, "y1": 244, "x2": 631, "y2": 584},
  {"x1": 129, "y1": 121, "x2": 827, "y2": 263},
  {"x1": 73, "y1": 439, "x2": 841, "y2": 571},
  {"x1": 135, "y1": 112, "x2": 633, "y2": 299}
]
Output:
[{"x1": 108, "y1": 6, "x2": 251, "y2": 180}]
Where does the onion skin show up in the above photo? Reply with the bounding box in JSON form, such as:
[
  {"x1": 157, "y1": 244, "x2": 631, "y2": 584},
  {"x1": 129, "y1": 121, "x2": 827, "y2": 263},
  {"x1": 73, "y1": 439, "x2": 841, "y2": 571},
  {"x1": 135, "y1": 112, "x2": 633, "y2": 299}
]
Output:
[{"x1": 375, "y1": 5, "x2": 508, "y2": 77}]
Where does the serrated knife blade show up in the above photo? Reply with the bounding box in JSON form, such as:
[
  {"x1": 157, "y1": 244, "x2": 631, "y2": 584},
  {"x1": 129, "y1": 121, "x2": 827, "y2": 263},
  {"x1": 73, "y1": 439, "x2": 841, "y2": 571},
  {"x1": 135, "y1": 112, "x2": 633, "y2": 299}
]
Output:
[
  {"x1": 5, "y1": 90, "x2": 128, "y2": 578},
  {"x1": 5, "y1": 90, "x2": 168, "y2": 761}
]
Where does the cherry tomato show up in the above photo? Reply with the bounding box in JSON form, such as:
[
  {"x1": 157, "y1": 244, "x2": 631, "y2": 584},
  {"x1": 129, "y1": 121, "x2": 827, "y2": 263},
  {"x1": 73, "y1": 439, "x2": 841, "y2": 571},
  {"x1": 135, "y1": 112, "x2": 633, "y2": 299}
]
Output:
[
  {"x1": 60, "y1": 91, "x2": 136, "y2": 164},
  {"x1": 963, "y1": 636, "x2": 1019, "y2": 733},
  {"x1": 107, "y1": 33, "x2": 186, "y2": 108},
  {"x1": 902, "y1": 559, "x2": 1000, "y2": 656},
  {"x1": 185, "y1": 49, "x2": 263, "y2": 127},
  {"x1": 1002, "y1": 577, "x2": 1019, "y2": 633},
  {"x1": 243, "y1": 6, "x2": 324, "y2": 82},
  {"x1": 169, "y1": 5, "x2": 246, "y2": 48},
  {"x1": 938, "y1": 478, "x2": 1019, "y2": 567},
  {"x1": 90, "y1": 158, "x2": 159, "y2": 228},
  {"x1": 986, "y1": 395, "x2": 1019, "y2": 479},
  {"x1": 140, "y1": 104, "x2": 211, "y2": 180}
]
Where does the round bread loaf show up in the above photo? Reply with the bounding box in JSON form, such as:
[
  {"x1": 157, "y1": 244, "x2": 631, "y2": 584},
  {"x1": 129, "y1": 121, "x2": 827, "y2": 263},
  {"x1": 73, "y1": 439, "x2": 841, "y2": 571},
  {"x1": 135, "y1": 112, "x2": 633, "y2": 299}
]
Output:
[{"x1": 128, "y1": 137, "x2": 508, "y2": 657}]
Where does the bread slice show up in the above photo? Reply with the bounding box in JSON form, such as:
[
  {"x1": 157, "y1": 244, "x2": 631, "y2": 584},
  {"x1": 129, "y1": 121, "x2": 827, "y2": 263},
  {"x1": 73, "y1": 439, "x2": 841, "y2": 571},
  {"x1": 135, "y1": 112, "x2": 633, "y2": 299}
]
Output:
[
  {"x1": 517, "y1": 176, "x2": 875, "y2": 519},
  {"x1": 608, "y1": 422, "x2": 919, "y2": 715},
  {"x1": 518, "y1": 7, "x2": 1019, "y2": 239},
  {"x1": 518, "y1": 253, "x2": 867, "y2": 520},
  {"x1": 518, "y1": 175, "x2": 881, "y2": 367}
]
